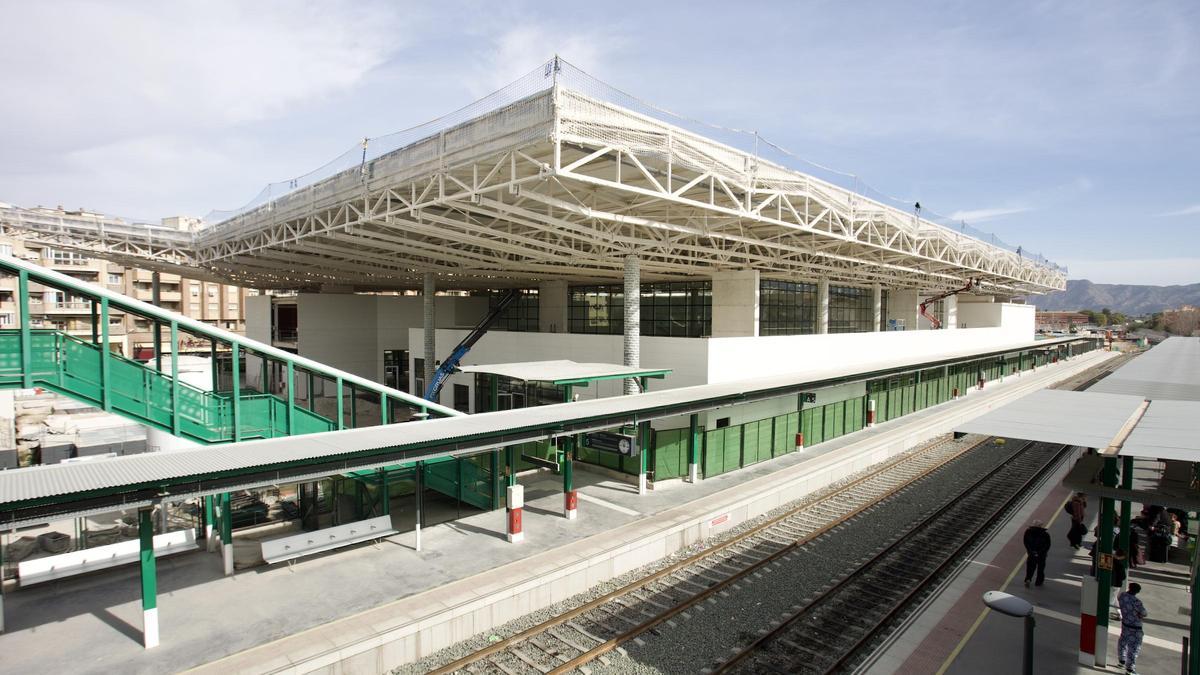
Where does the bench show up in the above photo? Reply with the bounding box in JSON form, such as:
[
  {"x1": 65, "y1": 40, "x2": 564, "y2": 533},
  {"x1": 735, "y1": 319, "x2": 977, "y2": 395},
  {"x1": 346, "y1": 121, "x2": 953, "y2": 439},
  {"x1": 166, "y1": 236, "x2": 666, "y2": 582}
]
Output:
[
  {"x1": 18, "y1": 529, "x2": 198, "y2": 587},
  {"x1": 260, "y1": 515, "x2": 395, "y2": 565}
]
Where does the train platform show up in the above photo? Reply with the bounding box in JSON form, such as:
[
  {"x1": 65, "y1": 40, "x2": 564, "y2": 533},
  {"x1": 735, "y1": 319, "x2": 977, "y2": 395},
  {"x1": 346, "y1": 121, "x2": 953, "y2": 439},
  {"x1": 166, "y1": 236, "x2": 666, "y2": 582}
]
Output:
[
  {"x1": 0, "y1": 350, "x2": 1113, "y2": 675},
  {"x1": 868, "y1": 444, "x2": 1192, "y2": 675}
]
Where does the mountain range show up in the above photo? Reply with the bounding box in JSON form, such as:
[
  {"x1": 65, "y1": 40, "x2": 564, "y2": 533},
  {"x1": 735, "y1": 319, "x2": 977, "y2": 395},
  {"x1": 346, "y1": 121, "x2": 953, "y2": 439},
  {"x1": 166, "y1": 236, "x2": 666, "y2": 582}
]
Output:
[{"x1": 1031, "y1": 279, "x2": 1200, "y2": 315}]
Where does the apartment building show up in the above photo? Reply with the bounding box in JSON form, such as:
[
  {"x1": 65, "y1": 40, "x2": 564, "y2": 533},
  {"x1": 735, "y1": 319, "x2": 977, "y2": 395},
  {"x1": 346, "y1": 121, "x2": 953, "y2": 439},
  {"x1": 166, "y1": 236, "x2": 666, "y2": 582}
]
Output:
[{"x1": 0, "y1": 230, "x2": 253, "y2": 358}]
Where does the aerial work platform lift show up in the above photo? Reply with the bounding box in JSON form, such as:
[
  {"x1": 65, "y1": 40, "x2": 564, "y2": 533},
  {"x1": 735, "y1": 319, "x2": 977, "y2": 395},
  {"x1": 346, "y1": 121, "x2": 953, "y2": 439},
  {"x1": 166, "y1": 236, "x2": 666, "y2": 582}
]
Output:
[
  {"x1": 424, "y1": 290, "x2": 520, "y2": 401},
  {"x1": 919, "y1": 278, "x2": 980, "y2": 329}
]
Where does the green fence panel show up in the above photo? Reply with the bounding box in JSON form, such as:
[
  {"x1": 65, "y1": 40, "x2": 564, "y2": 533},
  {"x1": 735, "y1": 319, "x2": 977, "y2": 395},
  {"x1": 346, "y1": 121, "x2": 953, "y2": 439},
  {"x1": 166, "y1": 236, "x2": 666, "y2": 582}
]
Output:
[
  {"x1": 743, "y1": 420, "x2": 764, "y2": 466},
  {"x1": 705, "y1": 429, "x2": 726, "y2": 477},
  {"x1": 654, "y1": 428, "x2": 686, "y2": 480},
  {"x1": 760, "y1": 417, "x2": 775, "y2": 459},
  {"x1": 724, "y1": 426, "x2": 743, "y2": 471}
]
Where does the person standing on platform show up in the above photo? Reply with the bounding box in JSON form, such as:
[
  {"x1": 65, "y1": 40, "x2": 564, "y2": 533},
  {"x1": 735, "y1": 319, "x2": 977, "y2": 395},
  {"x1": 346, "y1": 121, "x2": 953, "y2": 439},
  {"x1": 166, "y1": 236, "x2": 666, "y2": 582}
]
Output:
[
  {"x1": 1117, "y1": 582, "x2": 1147, "y2": 674},
  {"x1": 1067, "y1": 492, "x2": 1087, "y2": 549},
  {"x1": 1022, "y1": 519, "x2": 1051, "y2": 587}
]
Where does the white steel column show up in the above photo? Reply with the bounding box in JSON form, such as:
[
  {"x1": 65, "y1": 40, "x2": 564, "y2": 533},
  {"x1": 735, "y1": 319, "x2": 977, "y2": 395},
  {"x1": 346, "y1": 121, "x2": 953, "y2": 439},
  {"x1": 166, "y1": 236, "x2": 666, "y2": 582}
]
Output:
[
  {"x1": 872, "y1": 283, "x2": 882, "y2": 332},
  {"x1": 423, "y1": 273, "x2": 436, "y2": 399},
  {"x1": 817, "y1": 278, "x2": 830, "y2": 334},
  {"x1": 623, "y1": 255, "x2": 640, "y2": 396}
]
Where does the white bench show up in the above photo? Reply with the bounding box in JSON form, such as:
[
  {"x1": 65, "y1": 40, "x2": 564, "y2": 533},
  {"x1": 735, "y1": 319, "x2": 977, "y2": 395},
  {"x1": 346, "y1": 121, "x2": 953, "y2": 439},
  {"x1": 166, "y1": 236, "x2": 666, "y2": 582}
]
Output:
[
  {"x1": 260, "y1": 515, "x2": 395, "y2": 565},
  {"x1": 18, "y1": 529, "x2": 198, "y2": 587}
]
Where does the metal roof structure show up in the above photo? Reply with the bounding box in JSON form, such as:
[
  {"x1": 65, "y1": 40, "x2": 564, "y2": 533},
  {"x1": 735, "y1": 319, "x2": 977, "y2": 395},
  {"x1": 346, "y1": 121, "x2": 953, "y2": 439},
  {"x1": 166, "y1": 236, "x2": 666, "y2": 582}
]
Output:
[
  {"x1": 0, "y1": 59, "x2": 1065, "y2": 296},
  {"x1": 1088, "y1": 336, "x2": 1200, "y2": 401},
  {"x1": 0, "y1": 335, "x2": 1088, "y2": 527},
  {"x1": 457, "y1": 360, "x2": 671, "y2": 385}
]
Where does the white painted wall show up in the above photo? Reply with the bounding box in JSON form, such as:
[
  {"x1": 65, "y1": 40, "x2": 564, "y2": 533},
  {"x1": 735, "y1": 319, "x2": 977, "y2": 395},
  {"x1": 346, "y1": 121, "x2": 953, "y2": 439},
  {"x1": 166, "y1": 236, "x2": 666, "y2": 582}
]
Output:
[
  {"x1": 887, "y1": 290, "x2": 920, "y2": 331},
  {"x1": 705, "y1": 326, "x2": 1035, "y2": 384},
  {"x1": 297, "y1": 294, "x2": 379, "y2": 381},
  {"x1": 538, "y1": 281, "x2": 568, "y2": 334},
  {"x1": 244, "y1": 295, "x2": 271, "y2": 344}
]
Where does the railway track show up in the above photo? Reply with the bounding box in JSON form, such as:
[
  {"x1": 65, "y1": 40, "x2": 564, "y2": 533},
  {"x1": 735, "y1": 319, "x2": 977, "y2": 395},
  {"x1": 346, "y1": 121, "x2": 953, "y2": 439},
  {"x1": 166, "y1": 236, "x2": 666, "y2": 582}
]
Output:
[
  {"x1": 716, "y1": 440, "x2": 1068, "y2": 674},
  {"x1": 428, "y1": 434, "x2": 984, "y2": 675},
  {"x1": 423, "y1": 353, "x2": 1123, "y2": 675}
]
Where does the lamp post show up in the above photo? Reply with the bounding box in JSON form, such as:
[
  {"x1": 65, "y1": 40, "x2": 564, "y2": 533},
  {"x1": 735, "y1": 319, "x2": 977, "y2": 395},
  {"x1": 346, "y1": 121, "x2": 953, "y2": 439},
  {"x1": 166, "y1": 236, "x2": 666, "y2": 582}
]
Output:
[{"x1": 983, "y1": 590, "x2": 1035, "y2": 675}]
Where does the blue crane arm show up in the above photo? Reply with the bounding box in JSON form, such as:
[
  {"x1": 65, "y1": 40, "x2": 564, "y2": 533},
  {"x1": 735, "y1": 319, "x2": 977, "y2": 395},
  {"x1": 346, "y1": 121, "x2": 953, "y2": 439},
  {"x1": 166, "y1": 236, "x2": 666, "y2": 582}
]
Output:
[{"x1": 423, "y1": 290, "x2": 520, "y2": 402}]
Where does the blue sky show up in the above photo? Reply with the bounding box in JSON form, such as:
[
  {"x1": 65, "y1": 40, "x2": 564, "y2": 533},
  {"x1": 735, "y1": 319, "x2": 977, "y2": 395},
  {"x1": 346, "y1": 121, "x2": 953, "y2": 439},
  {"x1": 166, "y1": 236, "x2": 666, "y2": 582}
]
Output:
[{"x1": 1, "y1": 1, "x2": 1197, "y2": 284}]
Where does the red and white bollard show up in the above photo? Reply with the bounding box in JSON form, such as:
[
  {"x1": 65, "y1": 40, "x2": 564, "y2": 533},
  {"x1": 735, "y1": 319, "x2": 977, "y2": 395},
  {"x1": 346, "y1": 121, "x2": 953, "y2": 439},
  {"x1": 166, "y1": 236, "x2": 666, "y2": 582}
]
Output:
[
  {"x1": 507, "y1": 484, "x2": 524, "y2": 543},
  {"x1": 952, "y1": 387, "x2": 960, "y2": 400},
  {"x1": 1079, "y1": 576, "x2": 1101, "y2": 665},
  {"x1": 977, "y1": 376, "x2": 986, "y2": 390},
  {"x1": 794, "y1": 432, "x2": 805, "y2": 452},
  {"x1": 866, "y1": 399, "x2": 876, "y2": 428},
  {"x1": 564, "y1": 489, "x2": 578, "y2": 521}
]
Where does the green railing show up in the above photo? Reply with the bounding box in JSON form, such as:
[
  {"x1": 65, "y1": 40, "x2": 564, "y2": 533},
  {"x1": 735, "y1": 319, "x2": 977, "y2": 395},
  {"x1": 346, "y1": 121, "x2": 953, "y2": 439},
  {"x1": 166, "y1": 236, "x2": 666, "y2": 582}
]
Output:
[{"x1": 0, "y1": 254, "x2": 461, "y2": 449}]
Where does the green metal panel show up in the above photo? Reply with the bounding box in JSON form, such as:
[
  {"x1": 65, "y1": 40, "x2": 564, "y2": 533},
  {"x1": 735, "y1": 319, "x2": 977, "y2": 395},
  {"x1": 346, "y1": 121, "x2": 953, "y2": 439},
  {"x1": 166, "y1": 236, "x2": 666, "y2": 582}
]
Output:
[
  {"x1": 653, "y1": 428, "x2": 686, "y2": 479},
  {"x1": 704, "y1": 428, "x2": 725, "y2": 477},
  {"x1": 742, "y1": 420, "x2": 762, "y2": 466},
  {"x1": 17, "y1": 270, "x2": 31, "y2": 389},
  {"x1": 773, "y1": 413, "x2": 790, "y2": 454}
]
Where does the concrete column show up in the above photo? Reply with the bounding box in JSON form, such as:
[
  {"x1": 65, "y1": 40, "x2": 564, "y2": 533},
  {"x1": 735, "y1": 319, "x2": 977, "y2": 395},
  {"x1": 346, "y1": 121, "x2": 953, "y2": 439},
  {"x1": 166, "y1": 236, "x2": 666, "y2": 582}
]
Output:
[
  {"x1": 220, "y1": 493, "x2": 233, "y2": 576},
  {"x1": 816, "y1": 278, "x2": 829, "y2": 334},
  {"x1": 710, "y1": 270, "x2": 759, "y2": 337},
  {"x1": 507, "y1": 483, "x2": 524, "y2": 543},
  {"x1": 944, "y1": 295, "x2": 958, "y2": 329},
  {"x1": 687, "y1": 413, "x2": 700, "y2": 483},
  {"x1": 422, "y1": 273, "x2": 436, "y2": 399},
  {"x1": 622, "y1": 255, "x2": 640, "y2": 396},
  {"x1": 872, "y1": 283, "x2": 882, "y2": 332},
  {"x1": 538, "y1": 280, "x2": 569, "y2": 333}
]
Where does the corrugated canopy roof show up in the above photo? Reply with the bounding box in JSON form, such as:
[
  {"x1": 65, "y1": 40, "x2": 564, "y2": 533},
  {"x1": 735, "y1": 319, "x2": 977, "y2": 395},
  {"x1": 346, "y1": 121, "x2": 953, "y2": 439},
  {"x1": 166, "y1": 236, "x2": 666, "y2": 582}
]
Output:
[
  {"x1": 953, "y1": 389, "x2": 1146, "y2": 450},
  {"x1": 1089, "y1": 336, "x2": 1200, "y2": 401},
  {"x1": 1121, "y1": 400, "x2": 1200, "y2": 461},
  {"x1": 456, "y1": 360, "x2": 671, "y2": 384}
]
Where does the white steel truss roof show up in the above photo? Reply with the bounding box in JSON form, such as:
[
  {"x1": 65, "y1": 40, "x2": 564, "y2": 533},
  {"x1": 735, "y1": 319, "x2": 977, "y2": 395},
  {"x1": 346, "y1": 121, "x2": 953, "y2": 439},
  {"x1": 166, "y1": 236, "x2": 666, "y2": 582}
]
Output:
[{"x1": 0, "y1": 68, "x2": 1067, "y2": 296}]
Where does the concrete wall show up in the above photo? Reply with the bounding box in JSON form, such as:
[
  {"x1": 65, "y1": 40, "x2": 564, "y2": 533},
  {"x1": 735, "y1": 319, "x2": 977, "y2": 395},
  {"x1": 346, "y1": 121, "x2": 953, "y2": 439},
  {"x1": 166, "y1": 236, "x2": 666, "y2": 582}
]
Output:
[
  {"x1": 538, "y1": 281, "x2": 568, "y2": 334},
  {"x1": 711, "y1": 270, "x2": 759, "y2": 337},
  {"x1": 705, "y1": 326, "x2": 1036, "y2": 384},
  {"x1": 244, "y1": 294, "x2": 272, "y2": 344},
  {"x1": 887, "y1": 290, "x2": 921, "y2": 331}
]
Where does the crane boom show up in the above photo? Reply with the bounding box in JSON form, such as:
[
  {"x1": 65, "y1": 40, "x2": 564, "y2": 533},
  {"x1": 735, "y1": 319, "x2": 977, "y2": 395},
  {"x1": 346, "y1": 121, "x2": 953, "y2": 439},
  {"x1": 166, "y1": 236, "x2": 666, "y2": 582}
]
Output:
[{"x1": 919, "y1": 278, "x2": 980, "y2": 329}]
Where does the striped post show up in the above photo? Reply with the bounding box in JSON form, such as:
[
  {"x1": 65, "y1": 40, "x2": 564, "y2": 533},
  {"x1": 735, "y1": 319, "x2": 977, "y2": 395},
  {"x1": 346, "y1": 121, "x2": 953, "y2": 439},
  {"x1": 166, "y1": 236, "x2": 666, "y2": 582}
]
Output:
[
  {"x1": 1079, "y1": 576, "x2": 1098, "y2": 664},
  {"x1": 139, "y1": 507, "x2": 159, "y2": 648},
  {"x1": 507, "y1": 483, "x2": 524, "y2": 543},
  {"x1": 866, "y1": 399, "x2": 876, "y2": 428}
]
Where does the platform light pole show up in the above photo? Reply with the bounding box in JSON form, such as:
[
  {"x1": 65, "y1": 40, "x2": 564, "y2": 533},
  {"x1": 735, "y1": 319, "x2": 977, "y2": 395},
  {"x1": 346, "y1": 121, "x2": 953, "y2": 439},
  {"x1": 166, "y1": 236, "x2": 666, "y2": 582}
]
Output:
[{"x1": 982, "y1": 590, "x2": 1034, "y2": 675}]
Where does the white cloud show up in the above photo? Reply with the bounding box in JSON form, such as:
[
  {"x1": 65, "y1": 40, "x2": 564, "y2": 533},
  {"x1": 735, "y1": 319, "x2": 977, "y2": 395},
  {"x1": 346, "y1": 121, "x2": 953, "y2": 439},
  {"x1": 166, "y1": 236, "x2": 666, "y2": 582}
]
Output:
[
  {"x1": 947, "y1": 206, "x2": 1032, "y2": 222},
  {"x1": 464, "y1": 24, "x2": 620, "y2": 98},
  {"x1": 1060, "y1": 257, "x2": 1200, "y2": 286},
  {"x1": 1157, "y1": 204, "x2": 1200, "y2": 217},
  {"x1": 0, "y1": 1, "x2": 403, "y2": 152}
]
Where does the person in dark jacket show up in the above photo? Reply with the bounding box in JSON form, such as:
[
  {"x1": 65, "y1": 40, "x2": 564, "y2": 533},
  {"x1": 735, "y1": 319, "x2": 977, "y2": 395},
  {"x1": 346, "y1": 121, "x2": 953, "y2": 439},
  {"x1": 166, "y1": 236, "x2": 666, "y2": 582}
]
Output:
[
  {"x1": 1067, "y1": 493, "x2": 1088, "y2": 548},
  {"x1": 1024, "y1": 519, "x2": 1052, "y2": 587}
]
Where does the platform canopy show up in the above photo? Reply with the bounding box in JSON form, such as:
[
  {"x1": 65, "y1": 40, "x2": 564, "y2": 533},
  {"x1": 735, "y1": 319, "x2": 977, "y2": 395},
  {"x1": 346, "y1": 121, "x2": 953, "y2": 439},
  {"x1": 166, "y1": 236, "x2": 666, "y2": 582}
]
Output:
[
  {"x1": 1088, "y1": 336, "x2": 1200, "y2": 401},
  {"x1": 457, "y1": 360, "x2": 670, "y2": 386},
  {"x1": 953, "y1": 389, "x2": 1148, "y2": 451}
]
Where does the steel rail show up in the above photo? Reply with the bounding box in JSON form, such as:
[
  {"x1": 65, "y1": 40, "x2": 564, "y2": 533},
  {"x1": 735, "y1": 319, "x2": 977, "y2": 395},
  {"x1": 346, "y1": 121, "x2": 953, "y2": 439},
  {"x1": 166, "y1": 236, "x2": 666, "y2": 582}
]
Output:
[
  {"x1": 428, "y1": 434, "x2": 983, "y2": 675},
  {"x1": 717, "y1": 439, "x2": 1067, "y2": 674}
]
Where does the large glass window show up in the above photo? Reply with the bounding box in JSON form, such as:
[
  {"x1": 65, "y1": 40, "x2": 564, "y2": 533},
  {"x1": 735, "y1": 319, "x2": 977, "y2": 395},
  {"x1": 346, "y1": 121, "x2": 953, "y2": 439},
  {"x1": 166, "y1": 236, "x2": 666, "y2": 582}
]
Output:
[
  {"x1": 829, "y1": 285, "x2": 873, "y2": 333},
  {"x1": 568, "y1": 281, "x2": 711, "y2": 337},
  {"x1": 487, "y1": 289, "x2": 539, "y2": 332},
  {"x1": 759, "y1": 280, "x2": 817, "y2": 336}
]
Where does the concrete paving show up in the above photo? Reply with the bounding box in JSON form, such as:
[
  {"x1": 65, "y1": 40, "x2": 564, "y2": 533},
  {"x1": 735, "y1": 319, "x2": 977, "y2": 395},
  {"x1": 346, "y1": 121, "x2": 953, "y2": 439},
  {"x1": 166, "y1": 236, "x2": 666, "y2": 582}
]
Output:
[{"x1": 0, "y1": 351, "x2": 1113, "y2": 674}]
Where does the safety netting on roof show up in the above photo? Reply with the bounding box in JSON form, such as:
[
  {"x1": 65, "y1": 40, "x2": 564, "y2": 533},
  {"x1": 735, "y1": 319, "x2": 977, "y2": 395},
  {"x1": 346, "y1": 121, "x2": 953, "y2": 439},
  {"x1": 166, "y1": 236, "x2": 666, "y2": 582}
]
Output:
[{"x1": 203, "y1": 57, "x2": 1065, "y2": 274}]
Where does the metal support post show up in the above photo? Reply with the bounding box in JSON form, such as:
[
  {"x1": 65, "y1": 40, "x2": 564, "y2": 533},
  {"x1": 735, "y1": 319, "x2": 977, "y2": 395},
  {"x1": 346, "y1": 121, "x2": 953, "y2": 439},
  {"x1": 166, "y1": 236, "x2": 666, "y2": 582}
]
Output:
[
  {"x1": 817, "y1": 278, "x2": 829, "y2": 334},
  {"x1": 414, "y1": 462, "x2": 423, "y2": 551},
  {"x1": 1119, "y1": 456, "x2": 1133, "y2": 556},
  {"x1": 210, "y1": 340, "x2": 219, "y2": 392},
  {"x1": 1191, "y1": 562, "x2": 1200, "y2": 675},
  {"x1": 220, "y1": 492, "x2": 233, "y2": 576},
  {"x1": 170, "y1": 322, "x2": 180, "y2": 436},
  {"x1": 336, "y1": 376, "x2": 345, "y2": 430},
  {"x1": 379, "y1": 468, "x2": 390, "y2": 516},
  {"x1": 17, "y1": 270, "x2": 32, "y2": 388},
  {"x1": 622, "y1": 255, "x2": 640, "y2": 396},
  {"x1": 1023, "y1": 614, "x2": 1035, "y2": 675},
  {"x1": 1094, "y1": 456, "x2": 1117, "y2": 666},
  {"x1": 285, "y1": 361, "x2": 295, "y2": 434},
  {"x1": 100, "y1": 298, "x2": 111, "y2": 410},
  {"x1": 204, "y1": 495, "x2": 215, "y2": 552},
  {"x1": 380, "y1": 393, "x2": 389, "y2": 424},
  {"x1": 489, "y1": 374, "x2": 499, "y2": 412},
  {"x1": 562, "y1": 384, "x2": 576, "y2": 519},
  {"x1": 350, "y1": 384, "x2": 358, "y2": 428},
  {"x1": 152, "y1": 271, "x2": 162, "y2": 372},
  {"x1": 0, "y1": 532, "x2": 6, "y2": 634},
  {"x1": 687, "y1": 413, "x2": 700, "y2": 483},
  {"x1": 423, "y1": 273, "x2": 436, "y2": 401},
  {"x1": 638, "y1": 421, "x2": 650, "y2": 495},
  {"x1": 231, "y1": 343, "x2": 241, "y2": 441},
  {"x1": 872, "y1": 283, "x2": 882, "y2": 332},
  {"x1": 139, "y1": 507, "x2": 159, "y2": 648},
  {"x1": 307, "y1": 371, "x2": 316, "y2": 411},
  {"x1": 91, "y1": 299, "x2": 99, "y2": 343}
]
